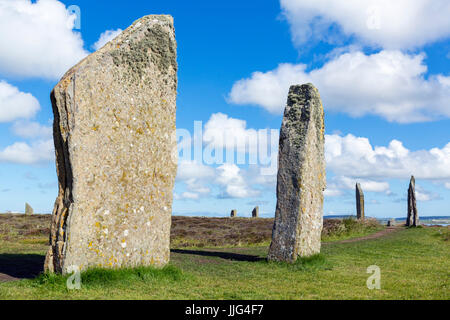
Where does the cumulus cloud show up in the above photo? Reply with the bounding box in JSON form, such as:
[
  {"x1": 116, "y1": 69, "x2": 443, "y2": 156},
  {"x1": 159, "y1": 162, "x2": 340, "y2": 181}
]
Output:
[
  {"x1": 216, "y1": 164, "x2": 260, "y2": 199},
  {"x1": 203, "y1": 113, "x2": 259, "y2": 154},
  {"x1": 0, "y1": 81, "x2": 40, "y2": 122},
  {"x1": 415, "y1": 185, "x2": 441, "y2": 202},
  {"x1": 175, "y1": 161, "x2": 215, "y2": 200},
  {"x1": 0, "y1": 0, "x2": 88, "y2": 79},
  {"x1": 12, "y1": 120, "x2": 52, "y2": 139},
  {"x1": 325, "y1": 176, "x2": 390, "y2": 198},
  {"x1": 280, "y1": 0, "x2": 450, "y2": 50},
  {"x1": 175, "y1": 160, "x2": 263, "y2": 200},
  {"x1": 229, "y1": 50, "x2": 450, "y2": 123},
  {"x1": 325, "y1": 134, "x2": 450, "y2": 184},
  {"x1": 0, "y1": 139, "x2": 54, "y2": 165},
  {"x1": 93, "y1": 29, "x2": 123, "y2": 51},
  {"x1": 174, "y1": 192, "x2": 200, "y2": 201}
]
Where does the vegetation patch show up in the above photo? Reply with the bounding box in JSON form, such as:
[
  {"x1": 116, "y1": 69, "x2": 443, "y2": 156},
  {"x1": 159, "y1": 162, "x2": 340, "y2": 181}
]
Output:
[
  {"x1": 30, "y1": 264, "x2": 183, "y2": 291},
  {"x1": 321, "y1": 217, "x2": 383, "y2": 242}
]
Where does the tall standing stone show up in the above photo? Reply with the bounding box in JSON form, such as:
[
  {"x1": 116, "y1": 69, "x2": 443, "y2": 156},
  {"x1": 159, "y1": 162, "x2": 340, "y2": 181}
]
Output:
[
  {"x1": 252, "y1": 206, "x2": 259, "y2": 218},
  {"x1": 268, "y1": 84, "x2": 326, "y2": 263},
  {"x1": 356, "y1": 183, "x2": 365, "y2": 219},
  {"x1": 44, "y1": 15, "x2": 178, "y2": 274},
  {"x1": 230, "y1": 210, "x2": 237, "y2": 218},
  {"x1": 25, "y1": 203, "x2": 34, "y2": 215},
  {"x1": 406, "y1": 176, "x2": 419, "y2": 227}
]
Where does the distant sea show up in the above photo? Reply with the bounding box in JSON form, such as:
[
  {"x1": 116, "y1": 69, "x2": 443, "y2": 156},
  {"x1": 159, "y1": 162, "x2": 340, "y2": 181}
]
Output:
[{"x1": 324, "y1": 215, "x2": 450, "y2": 226}]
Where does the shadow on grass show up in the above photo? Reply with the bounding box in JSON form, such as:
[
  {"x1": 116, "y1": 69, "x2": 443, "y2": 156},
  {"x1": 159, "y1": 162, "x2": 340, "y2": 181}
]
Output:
[
  {"x1": 171, "y1": 249, "x2": 265, "y2": 262},
  {"x1": 0, "y1": 254, "x2": 44, "y2": 279}
]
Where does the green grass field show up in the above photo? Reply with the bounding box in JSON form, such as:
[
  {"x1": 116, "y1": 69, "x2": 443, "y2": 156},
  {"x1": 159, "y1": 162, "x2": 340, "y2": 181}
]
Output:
[{"x1": 0, "y1": 217, "x2": 448, "y2": 299}]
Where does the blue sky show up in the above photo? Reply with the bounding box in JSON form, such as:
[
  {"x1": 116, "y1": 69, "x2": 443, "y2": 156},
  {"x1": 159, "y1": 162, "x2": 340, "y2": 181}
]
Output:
[{"x1": 0, "y1": 0, "x2": 449, "y2": 218}]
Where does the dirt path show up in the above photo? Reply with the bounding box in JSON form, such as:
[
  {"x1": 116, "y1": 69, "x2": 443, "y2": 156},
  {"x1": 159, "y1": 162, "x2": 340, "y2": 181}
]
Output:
[
  {"x1": 325, "y1": 226, "x2": 402, "y2": 245},
  {"x1": 0, "y1": 273, "x2": 18, "y2": 283}
]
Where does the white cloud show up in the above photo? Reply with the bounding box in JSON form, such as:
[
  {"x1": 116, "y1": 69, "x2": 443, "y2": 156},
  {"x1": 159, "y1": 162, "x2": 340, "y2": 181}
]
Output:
[
  {"x1": 12, "y1": 120, "x2": 52, "y2": 139},
  {"x1": 0, "y1": 139, "x2": 54, "y2": 165},
  {"x1": 0, "y1": 0, "x2": 88, "y2": 79},
  {"x1": 325, "y1": 176, "x2": 390, "y2": 198},
  {"x1": 415, "y1": 185, "x2": 441, "y2": 202},
  {"x1": 174, "y1": 192, "x2": 200, "y2": 201},
  {"x1": 203, "y1": 113, "x2": 259, "y2": 154},
  {"x1": 229, "y1": 50, "x2": 450, "y2": 123},
  {"x1": 175, "y1": 161, "x2": 215, "y2": 200},
  {"x1": 93, "y1": 29, "x2": 123, "y2": 51},
  {"x1": 216, "y1": 164, "x2": 260, "y2": 199},
  {"x1": 325, "y1": 134, "x2": 450, "y2": 184},
  {"x1": 176, "y1": 161, "x2": 262, "y2": 200},
  {"x1": 176, "y1": 160, "x2": 215, "y2": 181},
  {"x1": 280, "y1": 0, "x2": 450, "y2": 50},
  {"x1": 0, "y1": 81, "x2": 40, "y2": 123}
]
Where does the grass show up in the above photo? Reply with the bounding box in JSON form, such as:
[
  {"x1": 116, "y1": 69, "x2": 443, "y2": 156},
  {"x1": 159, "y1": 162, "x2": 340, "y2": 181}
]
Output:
[
  {"x1": 321, "y1": 217, "x2": 384, "y2": 242},
  {"x1": 33, "y1": 265, "x2": 183, "y2": 289},
  {"x1": 0, "y1": 214, "x2": 448, "y2": 299}
]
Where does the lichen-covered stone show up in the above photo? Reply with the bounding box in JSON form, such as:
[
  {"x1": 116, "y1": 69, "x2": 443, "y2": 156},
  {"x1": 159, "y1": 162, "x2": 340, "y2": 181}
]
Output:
[
  {"x1": 406, "y1": 176, "x2": 419, "y2": 227},
  {"x1": 268, "y1": 84, "x2": 326, "y2": 263},
  {"x1": 252, "y1": 206, "x2": 259, "y2": 218},
  {"x1": 230, "y1": 210, "x2": 237, "y2": 218},
  {"x1": 44, "y1": 15, "x2": 178, "y2": 274},
  {"x1": 356, "y1": 183, "x2": 365, "y2": 219},
  {"x1": 25, "y1": 203, "x2": 34, "y2": 215}
]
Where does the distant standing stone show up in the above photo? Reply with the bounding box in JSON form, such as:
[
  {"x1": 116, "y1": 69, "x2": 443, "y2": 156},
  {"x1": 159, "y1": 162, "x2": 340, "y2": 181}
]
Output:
[
  {"x1": 387, "y1": 219, "x2": 395, "y2": 227},
  {"x1": 268, "y1": 84, "x2": 326, "y2": 263},
  {"x1": 25, "y1": 203, "x2": 34, "y2": 215},
  {"x1": 230, "y1": 210, "x2": 237, "y2": 218},
  {"x1": 406, "y1": 176, "x2": 419, "y2": 227},
  {"x1": 252, "y1": 206, "x2": 259, "y2": 218},
  {"x1": 356, "y1": 183, "x2": 365, "y2": 219},
  {"x1": 44, "y1": 15, "x2": 178, "y2": 274}
]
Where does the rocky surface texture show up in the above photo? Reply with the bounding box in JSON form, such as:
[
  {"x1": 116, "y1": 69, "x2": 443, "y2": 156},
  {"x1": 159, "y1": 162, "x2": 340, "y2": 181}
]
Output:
[
  {"x1": 406, "y1": 176, "x2": 419, "y2": 227},
  {"x1": 356, "y1": 183, "x2": 365, "y2": 219},
  {"x1": 25, "y1": 203, "x2": 34, "y2": 215},
  {"x1": 252, "y1": 206, "x2": 259, "y2": 218},
  {"x1": 268, "y1": 84, "x2": 326, "y2": 263},
  {"x1": 45, "y1": 15, "x2": 178, "y2": 274}
]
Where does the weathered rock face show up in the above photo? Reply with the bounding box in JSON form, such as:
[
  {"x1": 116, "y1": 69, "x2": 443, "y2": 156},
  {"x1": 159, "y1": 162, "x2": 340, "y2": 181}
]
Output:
[
  {"x1": 406, "y1": 176, "x2": 419, "y2": 227},
  {"x1": 25, "y1": 203, "x2": 34, "y2": 215},
  {"x1": 268, "y1": 84, "x2": 326, "y2": 263},
  {"x1": 44, "y1": 15, "x2": 178, "y2": 274},
  {"x1": 230, "y1": 210, "x2": 237, "y2": 218},
  {"x1": 356, "y1": 183, "x2": 365, "y2": 219},
  {"x1": 252, "y1": 206, "x2": 259, "y2": 218}
]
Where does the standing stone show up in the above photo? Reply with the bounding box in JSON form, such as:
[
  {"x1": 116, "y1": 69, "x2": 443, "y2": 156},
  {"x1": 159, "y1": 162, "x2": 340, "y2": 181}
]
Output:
[
  {"x1": 387, "y1": 219, "x2": 395, "y2": 227},
  {"x1": 406, "y1": 176, "x2": 419, "y2": 227},
  {"x1": 268, "y1": 84, "x2": 326, "y2": 263},
  {"x1": 356, "y1": 183, "x2": 365, "y2": 219},
  {"x1": 252, "y1": 206, "x2": 259, "y2": 218},
  {"x1": 230, "y1": 210, "x2": 237, "y2": 218},
  {"x1": 44, "y1": 15, "x2": 178, "y2": 274},
  {"x1": 25, "y1": 203, "x2": 34, "y2": 215}
]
